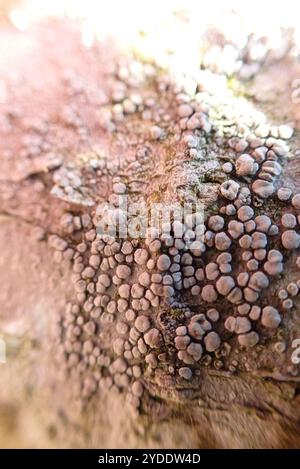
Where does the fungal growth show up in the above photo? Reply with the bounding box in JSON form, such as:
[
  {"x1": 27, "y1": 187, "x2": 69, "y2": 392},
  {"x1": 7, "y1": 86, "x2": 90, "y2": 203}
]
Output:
[
  {"x1": 1, "y1": 10, "x2": 300, "y2": 440},
  {"x1": 43, "y1": 56, "x2": 300, "y2": 413}
]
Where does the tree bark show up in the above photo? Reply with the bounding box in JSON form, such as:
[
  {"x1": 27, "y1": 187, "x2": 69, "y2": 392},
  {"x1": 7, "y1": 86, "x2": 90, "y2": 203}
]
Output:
[{"x1": 0, "y1": 15, "x2": 300, "y2": 449}]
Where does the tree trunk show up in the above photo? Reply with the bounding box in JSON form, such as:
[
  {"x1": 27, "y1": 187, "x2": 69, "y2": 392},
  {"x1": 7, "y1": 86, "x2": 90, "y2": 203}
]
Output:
[{"x1": 1, "y1": 13, "x2": 300, "y2": 449}]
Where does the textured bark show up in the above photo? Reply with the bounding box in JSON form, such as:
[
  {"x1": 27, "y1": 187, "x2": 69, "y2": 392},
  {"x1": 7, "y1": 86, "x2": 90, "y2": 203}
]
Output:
[{"x1": 1, "y1": 15, "x2": 300, "y2": 449}]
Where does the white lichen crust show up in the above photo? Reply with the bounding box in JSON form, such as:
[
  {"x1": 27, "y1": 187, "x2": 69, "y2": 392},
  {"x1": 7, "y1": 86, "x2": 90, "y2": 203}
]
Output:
[{"x1": 44, "y1": 57, "x2": 300, "y2": 412}]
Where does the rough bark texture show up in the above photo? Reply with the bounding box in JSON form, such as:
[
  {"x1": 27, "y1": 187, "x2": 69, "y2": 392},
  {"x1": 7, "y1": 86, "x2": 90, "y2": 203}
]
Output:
[{"x1": 1, "y1": 11, "x2": 300, "y2": 448}]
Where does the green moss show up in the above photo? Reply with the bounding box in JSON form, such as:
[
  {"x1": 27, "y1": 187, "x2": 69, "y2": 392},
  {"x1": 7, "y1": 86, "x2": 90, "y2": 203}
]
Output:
[{"x1": 168, "y1": 308, "x2": 184, "y2": 319}]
